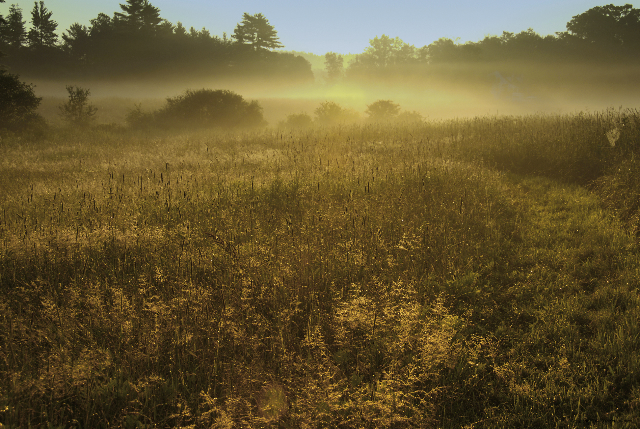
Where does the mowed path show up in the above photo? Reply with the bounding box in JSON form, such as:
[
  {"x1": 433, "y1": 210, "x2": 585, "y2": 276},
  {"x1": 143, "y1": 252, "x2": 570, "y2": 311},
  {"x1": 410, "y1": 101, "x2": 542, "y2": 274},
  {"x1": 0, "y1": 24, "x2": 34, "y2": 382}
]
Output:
[{"x1": 464, "y1": 172, "x2": 640, "y2": 425}]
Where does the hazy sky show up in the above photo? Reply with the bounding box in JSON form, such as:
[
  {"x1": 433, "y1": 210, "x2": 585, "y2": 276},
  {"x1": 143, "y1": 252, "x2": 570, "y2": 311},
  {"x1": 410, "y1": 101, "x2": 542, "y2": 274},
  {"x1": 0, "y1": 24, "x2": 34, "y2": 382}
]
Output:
[{"x1": 3, "y1": 1, "x2": 634, "y2": 54}]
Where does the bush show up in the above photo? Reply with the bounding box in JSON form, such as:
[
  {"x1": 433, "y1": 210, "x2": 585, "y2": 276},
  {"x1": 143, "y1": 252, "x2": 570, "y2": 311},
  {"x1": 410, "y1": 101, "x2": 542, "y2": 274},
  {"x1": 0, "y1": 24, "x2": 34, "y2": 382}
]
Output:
[
  {"x1": 283, "y1": 112, "x2": 313, "y2": 129},
  {"x1": 154, "y1": 89, "x2": 266, "y2": 129},
  {"x1": 125, "y1": 103, "x2": 155, "y2": 130},
  {"x1": 0, "y1": 69, "x2": 45, "y2": 133},
  {"x1": 397, "y1": 110, "x2": 424, "y2": 123},
  {"x1": 314, "y1": 101, "x2": 359, "y2": 125},
  {"x1": 59, "y1": 85, "x2": 98, "y2": 126},
  {"x1": 365, "y1": 99, "x2": 400, "y2": 122}
]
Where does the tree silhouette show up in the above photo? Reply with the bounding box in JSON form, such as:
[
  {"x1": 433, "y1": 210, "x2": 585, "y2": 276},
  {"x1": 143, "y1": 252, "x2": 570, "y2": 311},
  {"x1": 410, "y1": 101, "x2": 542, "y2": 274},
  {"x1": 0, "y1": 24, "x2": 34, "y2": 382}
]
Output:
[
  {"x1": 324, "y1": 52, "x2": 344, "y2": 83},
  {"x1": 59, "y1": 85, "x2": 97, "y2": 126},
  {"x1": 114, "y1": 0, "x2": 162, "y2": 34},
  {"x1": 27, "y1": 1, "x2": 58, "y2": 48},
  {"x1": 2, "y1": 4, "x2": 27, "y2": 49},
  {"x1": 62, "y1": 23, "x2": 90, "y2": 61},
  {"x1": 0, "y1": 69, "x2": 44, "y2": 132},
  {"x1": 566, "y1": 4, "x2": 640, "y2": 50},
  {"x1": 233, "y1": 13, "x2": 283, "y2": 51}
]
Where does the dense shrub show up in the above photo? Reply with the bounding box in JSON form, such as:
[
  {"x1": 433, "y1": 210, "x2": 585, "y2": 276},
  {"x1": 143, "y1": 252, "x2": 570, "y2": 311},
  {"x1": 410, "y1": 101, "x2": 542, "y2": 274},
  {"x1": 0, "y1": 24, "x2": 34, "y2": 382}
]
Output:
[
  {"x1": 0, "y1": 69, "x2": 46, "y2": 134},
  {"x1": 282, "y1": 112, "x2": 313, "y2": 129},
  {"x1": 365, "y1": 99, "x2": 400, "y2": 122},
  {"x1": 126, "y1": 89, "x2": 266, "y2": 130},
  {"x1": 160, "y1": 89, "x2": 265, "y2": 129},
  {"x1": 396, "y1": 110, "x2": 424, "y2": 123},
  {"x1": 314, "y1": 101, "x2": 360, "y2": 125}
]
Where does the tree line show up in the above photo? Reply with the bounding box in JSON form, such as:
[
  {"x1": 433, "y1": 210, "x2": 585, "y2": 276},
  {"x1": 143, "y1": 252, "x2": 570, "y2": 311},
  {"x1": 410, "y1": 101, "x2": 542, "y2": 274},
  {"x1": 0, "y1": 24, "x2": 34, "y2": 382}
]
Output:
[
  {"x1": 0, "y1": 0, "x2": 312, "y2": 82},
  {"x1": 1, "y1": 2, "x2": 639, "y2": 87},
  {"x1": 324, "y1": 4, "x2": 640, "y2": 86}
]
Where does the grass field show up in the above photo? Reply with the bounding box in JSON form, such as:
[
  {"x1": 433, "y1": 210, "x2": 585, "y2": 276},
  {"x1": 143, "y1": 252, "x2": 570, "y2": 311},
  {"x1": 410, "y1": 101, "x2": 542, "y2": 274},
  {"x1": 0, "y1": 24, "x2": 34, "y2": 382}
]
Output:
[{"x1": 1, "y1": 109, "x2": 640, "y2": 427}]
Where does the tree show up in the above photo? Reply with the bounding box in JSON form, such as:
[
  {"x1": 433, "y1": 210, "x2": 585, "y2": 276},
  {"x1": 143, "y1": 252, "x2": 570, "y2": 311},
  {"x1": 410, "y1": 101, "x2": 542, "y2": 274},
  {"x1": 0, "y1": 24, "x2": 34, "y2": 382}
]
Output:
[
  {"x1": 58, "y1": 85, "x2": 97, "y2": 126},
  {"x1": 362, "y1": 35, "x2": 416, "y2": 68},
  {"x1": 114, "y1": 0, "x2": 162, "y2": 34},
  {"x1": 89, "y1": 12, "x2": 114, "y2": 38},
  {"x1": 62, "y1": 23, "x2": 90, "y2": 60},
  {"x1": 0, "y1": 0, "x2": 5, "y2": 32},
  {"x1": 425, "y1": 38, "x2": 460, "y2": 63},
  {"x1": 0, "y1": 69, "x2": 44, "y2": 132},
  {"x1": 566, "y1": 4, "x2": 640, "y2": 49},
  {"x1": 232, "y1": 13, "x2": 283, "y2": 51},
  {"x1": 2, "y1": 4, "x2": 27, "y2": 49},
  {"x1": 347, "y1": 35, "x2": 420, "y2": 79},
  {"x1": 27, "y1": 1, "x2": 57, "y2": 48},
  {"x1": 324, "y1": 52, "x2": 343, "y2": 83}
]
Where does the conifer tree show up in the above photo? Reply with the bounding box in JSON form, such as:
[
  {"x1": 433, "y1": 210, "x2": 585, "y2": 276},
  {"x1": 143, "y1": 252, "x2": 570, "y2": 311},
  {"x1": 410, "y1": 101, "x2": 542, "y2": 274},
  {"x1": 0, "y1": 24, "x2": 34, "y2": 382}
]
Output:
[
  {"x1": 1, "y1": 4, "x2": 26, "y2": 49},
  {"x1": 27, "y1": 1, "x2": 57, "y2": 48},
  {"x1": 232, "y1": 13, "x2": 283, "y2": 51},
  {"x1": 114, "y1": 0, "x2": 162, "y2": 34}
]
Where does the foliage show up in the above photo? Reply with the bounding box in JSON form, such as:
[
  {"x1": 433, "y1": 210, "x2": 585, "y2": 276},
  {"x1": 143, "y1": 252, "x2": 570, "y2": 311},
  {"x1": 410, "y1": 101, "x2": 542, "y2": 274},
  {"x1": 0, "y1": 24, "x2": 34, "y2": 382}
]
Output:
[
  {"x1": 347, "y1": 35, "x2": 422, "y2": 79},
  {"x1": 0, "y1": 69, "x2": 44, "y2": 133},
  {"x1": 4, "y1": 0, "x2": 640, "y2": 91},
  {"x1": 396, "y1": 110, "x2": 424, "y2": 123},
  {"x1": 565, "y1": 3, "x2": 640, "y2": 49},
  {"x1": 125, "y1": 103, "x2": 154, "y2": 129},
  {"x1": 0, "y1": 2, "x2": 312, "y2": 84},
  {"x1": 58, "y1": 85, "x2": 98, "y2": 126},
  {"x1": 314, "y1": 101, "x2": 359, "y2": 125},
  {"x1": 27, "y1": 0, "x2": 57, "y2": 48},
  {"x1": 1, "y1": 4, "x2": 26, "y2": 49},
  {"x1": 232, "y1": 12, "x2": 283, "y2": 51},
  {"x1": 282, "y1": 112, "x2": 313, "y2": 128},
  {"x1": 114, "y1": 0, "x2": 163, "y2": 34},
  {"x1": 365, "y1": 99, "x2": 400, "y2": 121},
  {"x1": 324, "y1": 52, "x2": 344, "y2": 83},
  {"x1": 129, "y1": 88, "x2": 266, "y2": 129}
]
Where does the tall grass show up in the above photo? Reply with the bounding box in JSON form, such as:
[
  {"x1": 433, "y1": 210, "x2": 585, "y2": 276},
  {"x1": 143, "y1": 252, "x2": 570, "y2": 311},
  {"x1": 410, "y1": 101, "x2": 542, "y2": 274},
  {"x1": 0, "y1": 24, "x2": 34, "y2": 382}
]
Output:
[{"x1": 1, "y1": 111, "x2": 639, "y2": 427}]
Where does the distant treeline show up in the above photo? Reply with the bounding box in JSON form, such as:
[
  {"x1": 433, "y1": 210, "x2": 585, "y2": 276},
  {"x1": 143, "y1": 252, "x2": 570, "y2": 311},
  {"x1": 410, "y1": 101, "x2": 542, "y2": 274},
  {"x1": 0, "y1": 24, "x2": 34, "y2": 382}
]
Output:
[
  {"x1": 341, "y1": 4, "x2": 640, "y2": 87},
  {"x1": 0, "y1": 0, "x2": 313, "y2": 83},
  {"x1": 1, "y1": 1, "x2": 639, "y2": 87}
]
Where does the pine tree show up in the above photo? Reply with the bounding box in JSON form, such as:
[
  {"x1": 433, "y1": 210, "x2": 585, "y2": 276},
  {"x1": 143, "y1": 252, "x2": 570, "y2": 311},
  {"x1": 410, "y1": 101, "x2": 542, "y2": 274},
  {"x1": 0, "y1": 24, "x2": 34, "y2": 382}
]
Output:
[
  {"x1": 3, "y1": 4, "x2": 27, "y2": 49},
  {"x1": 232, "y1": 13, "x2": 283, "y2": 51},
  {"x1": 27, "y1": 1, "x2": 57, "y2": 48},
  {"x1": 114, "y1": 0, "x2": 162, "y2": 34}
]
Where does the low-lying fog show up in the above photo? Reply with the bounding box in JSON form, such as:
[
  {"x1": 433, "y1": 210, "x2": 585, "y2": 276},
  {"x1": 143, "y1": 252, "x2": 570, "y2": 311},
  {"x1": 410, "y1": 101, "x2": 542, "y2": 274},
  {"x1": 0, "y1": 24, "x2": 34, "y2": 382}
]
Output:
[{"x1": 33, "y1": 61, "x2": 640, "y2": 127}]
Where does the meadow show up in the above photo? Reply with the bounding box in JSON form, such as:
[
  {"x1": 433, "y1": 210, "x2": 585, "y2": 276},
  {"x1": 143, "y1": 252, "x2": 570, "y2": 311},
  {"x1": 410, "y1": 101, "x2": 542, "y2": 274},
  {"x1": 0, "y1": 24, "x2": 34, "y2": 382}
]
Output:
[{"x1": 1, "y1": 107, "x2": 640, "y2": 427}]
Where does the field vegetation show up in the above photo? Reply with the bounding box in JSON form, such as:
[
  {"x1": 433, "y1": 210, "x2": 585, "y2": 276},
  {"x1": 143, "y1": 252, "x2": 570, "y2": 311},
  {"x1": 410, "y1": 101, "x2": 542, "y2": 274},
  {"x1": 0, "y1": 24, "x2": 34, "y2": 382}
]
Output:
[{"x1": 1, "y1": 102, "x2": 640, "y2": 427}]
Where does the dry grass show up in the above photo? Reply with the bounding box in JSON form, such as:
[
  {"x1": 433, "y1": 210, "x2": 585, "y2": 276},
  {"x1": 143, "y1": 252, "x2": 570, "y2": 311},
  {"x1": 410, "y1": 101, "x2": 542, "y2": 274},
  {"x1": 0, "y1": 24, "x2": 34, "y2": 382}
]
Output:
[{"x1": 1, "y1": 110, "x2": 640, "y2": 427}]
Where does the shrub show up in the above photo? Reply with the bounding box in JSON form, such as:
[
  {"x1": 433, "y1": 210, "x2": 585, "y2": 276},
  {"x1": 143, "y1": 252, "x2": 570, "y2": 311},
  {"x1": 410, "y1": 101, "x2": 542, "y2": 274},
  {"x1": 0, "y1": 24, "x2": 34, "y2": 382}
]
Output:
[
  {"x1": 0, "y1": 69, "x2": 45, "y2": 133},
  {"x1": 314, "y1": 101, "x2": 359, "y2": 125},
  {"x1": 397, "y1": 110, "x2": 424, "y2": 123},
  {"x1": 125, "y1": 103, "x2": 155, "y2": 129},
  {"x1": 155, "y1": 89, "x2": 266, "y2": 129},
  {"x1": 283, "y1": 112, "x2": 313, "y2": 129},
  {"x1": 58, "y1": 85, "x2": 98, "y2": 126},
  {"x1": 365, "y1": 99, "x2": 400, "y2": 122}
]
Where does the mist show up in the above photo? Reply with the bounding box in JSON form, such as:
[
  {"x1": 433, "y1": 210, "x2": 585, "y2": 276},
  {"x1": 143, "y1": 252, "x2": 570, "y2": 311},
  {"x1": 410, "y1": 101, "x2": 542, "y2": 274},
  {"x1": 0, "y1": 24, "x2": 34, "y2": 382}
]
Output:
[
  {"x1": 2, "y1": 2, "x2": 638, "y2": 129},
  {"x1": 29, "y1": 57, "x2": 640, "y2": 129}
]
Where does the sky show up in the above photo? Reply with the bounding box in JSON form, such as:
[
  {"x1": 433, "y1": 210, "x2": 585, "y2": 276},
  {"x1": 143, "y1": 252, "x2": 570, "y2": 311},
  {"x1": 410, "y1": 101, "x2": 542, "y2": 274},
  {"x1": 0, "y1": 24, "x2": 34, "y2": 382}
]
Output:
[{"x1": 3, "y1": 0, "x2": 636, "y2": 55}]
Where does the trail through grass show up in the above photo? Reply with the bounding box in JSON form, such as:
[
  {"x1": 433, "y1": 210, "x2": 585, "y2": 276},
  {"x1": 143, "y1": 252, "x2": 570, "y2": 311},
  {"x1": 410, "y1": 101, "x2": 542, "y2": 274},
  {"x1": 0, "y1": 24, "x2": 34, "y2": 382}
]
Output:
[{"x1": 446, "y1": 174, "x2": 640, "y2": 426}]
